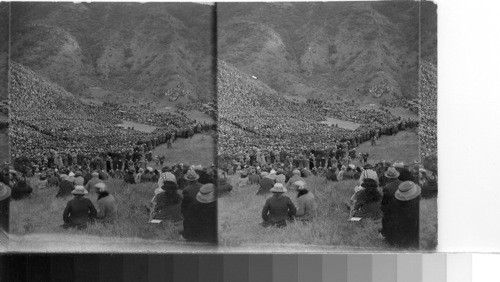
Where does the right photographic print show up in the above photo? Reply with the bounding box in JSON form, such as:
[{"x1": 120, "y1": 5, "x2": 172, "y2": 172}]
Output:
[{"x1": 217, "y1": 1, "x2": 437, "y2": 251}]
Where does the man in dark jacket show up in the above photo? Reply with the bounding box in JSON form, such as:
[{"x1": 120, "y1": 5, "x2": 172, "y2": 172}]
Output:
[
  {"x1": 261, "y1": 183, "x2": 296, "y2": 227},
  {"x1": 182, "y1": 184, "x2": 217, "y2": 243},
  {"x1": 62, "y1": 186, "x2": 97, "y2": 230},
  {"x1": 10, "y1": 174, "x2": 33, "y2": 200},
  {"x1": 181, "y1": 170, "x2": 203, "y2": 217}
]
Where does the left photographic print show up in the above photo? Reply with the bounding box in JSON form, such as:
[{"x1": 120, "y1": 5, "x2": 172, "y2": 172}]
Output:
[
  {"x1": 6, "y1": 2, "x2": 217, "y2": 252},
  {"x1": 0, "y1": 2, "x2": 10, "y2": 250}
]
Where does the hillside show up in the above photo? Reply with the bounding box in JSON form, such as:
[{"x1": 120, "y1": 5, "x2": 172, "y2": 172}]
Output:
[
  {"x1": 9, "y1": 61, "x2": 196, "y2": 156},
  {"x1": 9, "y1": 2, "x2": 215, "y2": 105},
  {"x1": 0, "y1": 3, "x2": 9, "y2": 101},
  {"x1": 218, "y1": 1, "x2": 437, "y2": 103}
]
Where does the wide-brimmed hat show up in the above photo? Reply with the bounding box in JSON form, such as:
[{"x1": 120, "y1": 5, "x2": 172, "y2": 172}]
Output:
[
  {"x1": 348, "y1": 164, "x2": 356, "y2": 170},
  {"x1": 94, "y1": 182, "x2": 107, "y2": 192},
  {"x1": 294, "y1": 180, "x2": 306, "y2": 190},
  {"x1": 196, "y1": 184, "x2": 216, "y2": 203},
  {"x1": 92, "y1": 171, "x2": 99, "y2": 177},
  {"x1": 384, "y1": 167, "x2": 400, "y2": 179},
  {"x1": 71, "y1": 186, "x2": 88, "y2": 195},
  {"x1": 395, "y1": 181, "x2": 421, "y2": 201},
  {"x1": 0, "y1": 182, "x2": 11, "y2": 201},
  {"x1": 193, "y1": 165, "x2": 203, "y2": 170},
  {"x1": 361, "y1": 178, "x2": 378, "y2": 189},
  {"x1": 160, "y1": 172, "x2": 176, "y2": 182},
  {"x1": 68, "y1": 172, "x2": 75, "y2": 177},
  {"x1": 184, "y1": 169, "x2": 199, "y2": 181},
  {"x1": 270, "y1": 183, "x2": 287, "y2": 193}
]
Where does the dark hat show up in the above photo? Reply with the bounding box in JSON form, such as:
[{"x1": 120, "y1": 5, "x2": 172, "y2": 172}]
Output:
[
  {"x1": 361, "y1": 178, "x2": 378, "y2": 189},
  {"x1": 398, "y1": 169, "x2": 414, "y2": 182}
]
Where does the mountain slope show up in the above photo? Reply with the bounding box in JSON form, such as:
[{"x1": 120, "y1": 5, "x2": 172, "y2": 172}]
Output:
[
  {"x1": 218, "y1": 2, "x2": 436, "y2": 103},
  {"x1": 10, "y1": 2, "x2": 215, "y2": 104}
]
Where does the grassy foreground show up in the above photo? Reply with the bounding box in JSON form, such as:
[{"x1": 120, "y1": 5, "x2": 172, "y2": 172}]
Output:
[
  {"x1": 219, "y1": 176, "x2": 437, "y2": 250},
  {"x1": 219, "y1": 177, "x2": 389, "y2": 249},
  {"x1": 10, "y1": 178, "x2": 182, "y2": 240}
]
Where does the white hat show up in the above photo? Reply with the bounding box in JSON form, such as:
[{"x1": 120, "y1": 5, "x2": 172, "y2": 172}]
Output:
[
  {"x1": 294, "y1": 180, "x2": 306, "y2": 190},
  {"x1": 348, "y1": 164, "x2": 356, "y2": 169},
  {"x1": 68, "y1": 172, "x2": 75, "y2": 177},
  {"x1": 270, "y1": 169, "x2": 276, "y2": 175},
  {"x1": 196, "y1": 184, "x2": 216, "y2": 203},
  {"x1": 395, "y1": 181, "x2": 421, "y2": 201},
  {"x1": 71, "y1": 185, "x2": 88, "y2": 195},
  {"x1": 270, "y1": 183, "x2": 287, "y2": 193},
  {"x1": 94, "y1": 182, "x2": 107, "y2": 192}
]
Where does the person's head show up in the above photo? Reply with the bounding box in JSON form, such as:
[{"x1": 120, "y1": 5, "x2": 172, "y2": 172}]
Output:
[
  {"x1": 71, "y1": 185, "x2": 88, "y2": 198},
  {"x1": 359, "y1": 178, "x2": 381, "y2": 203},
  {"x1": 196, "y1": 183, "x2": 216, "y2": 203},
  {"x1": 92, "y1": 171, "x2": 99, "y2": 178},
  {"x1": 398, "y1": 169, "x2": 414, "y2": 182},
  {"x1": 184, "y1": 169, "x2": 199, "y2": 182},
  {"x1": 161, "y1": 180, "x2": 179, "y2": 194},
  {"x1": 270, "y1": 183, "x2": 287, "y2": 196},
  {"x1": 395, "y1": 181, "x2": 421, "y2": 201},
  {"x1": 384, "y1": 167, "x2": 400, "y2": 181}
]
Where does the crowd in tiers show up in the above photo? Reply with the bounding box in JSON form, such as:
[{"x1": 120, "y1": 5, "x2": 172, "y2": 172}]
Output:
[
  {"x1": 419, "y1": 61, "x2": 437, "y2": 158},
  {"x1": 217, "y1": 61, "x2": 418, "y2": 164},
  {"x1": 220, "y1": 158, "x2": 437, "y2": 249},
  {"x1": 9, "y1": 62, "x2": 215, "y2": 165}
]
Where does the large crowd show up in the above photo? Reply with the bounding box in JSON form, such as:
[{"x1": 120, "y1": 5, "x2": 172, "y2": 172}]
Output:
[
  {"x1": 9, "y1": 62, "x2": 215, "y2": 169},
  {"x1": 217, "y1": 60, "x2": 418, "y2": 165},
  {"x1": 419, "y1": 61, "x2": 437, "y2": 158}
]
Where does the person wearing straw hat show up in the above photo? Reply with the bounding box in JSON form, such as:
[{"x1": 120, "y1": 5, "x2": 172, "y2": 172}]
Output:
[
  {"x1": 294, "y1": 181, "x2": 317, "y2": 221},
  {"x1": 182, "y1": 184, "x2": 217, "y2": 243},
  {"x1": 381, "y1": 167, "x2": 401, "y2": 213},
  {"x1": 95, "y1": 183, "x2": 117, "y2": 223},
  {"x1": 0, "y1": 182, "x2": 11, "y2": 232},
  {"x1": 261, "y1": 183, "x2": 296, "y2": 228},
  {"x1": 62, "y1": 186, "x2": 97, "y2": 230},
  {"x1": 380, "y1": 181, "x2": 421, "y2": 248},
  {"x1": 180, "y1": 169, "x2": 202, "y2": 217}
]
